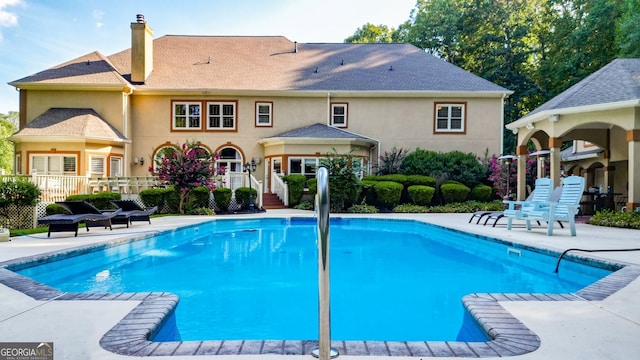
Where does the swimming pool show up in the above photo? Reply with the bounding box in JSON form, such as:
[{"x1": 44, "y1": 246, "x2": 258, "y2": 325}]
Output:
[{"x1": 16, "y1": 217, "x2": 612, "y2": 343}]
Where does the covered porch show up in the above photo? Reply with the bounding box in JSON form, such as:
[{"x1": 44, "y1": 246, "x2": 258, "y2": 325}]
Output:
[{"x1": 505, "y1": 59, "x2": 640, "y2": 212}]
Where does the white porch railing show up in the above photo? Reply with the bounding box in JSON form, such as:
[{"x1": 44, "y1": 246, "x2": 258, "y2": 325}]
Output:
[
  {"x1": 1, "y1": 172, "x2": 263, "y2": 209},
  {"x1": 271, "y1": 172, "x2": 289, "y2": 206}
]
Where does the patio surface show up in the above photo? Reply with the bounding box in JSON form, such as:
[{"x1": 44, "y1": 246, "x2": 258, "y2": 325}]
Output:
[{"x1": 0, "y1": 210, "x2": 639, "y2": 359}]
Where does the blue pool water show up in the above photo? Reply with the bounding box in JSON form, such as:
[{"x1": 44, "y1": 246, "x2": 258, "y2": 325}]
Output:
[{"x1": 17, "y1": 217, "x2": 611, "y2": 342}]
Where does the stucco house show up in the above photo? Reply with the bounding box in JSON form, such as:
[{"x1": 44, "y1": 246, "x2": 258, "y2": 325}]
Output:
[
  {"x1": 9, "y1": 15, "x2": 510, "y2": 199},
  {"x1": 506, "y1": 58, "x2": 640, "y2": 213}
]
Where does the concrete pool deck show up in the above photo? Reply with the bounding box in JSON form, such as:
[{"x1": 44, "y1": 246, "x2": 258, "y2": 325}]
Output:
[{"x1": 0, "y1": 210, "x2": 639, "y2": 359}]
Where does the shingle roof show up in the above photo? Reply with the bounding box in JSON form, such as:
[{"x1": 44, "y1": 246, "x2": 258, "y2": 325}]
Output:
[
  {"x1": 11, "y1": 52, "x2": 129, "y2": 86},
  {"x1": 11, "y1": 108, "x2": 128, "y2": 142},
  {"x1": 14, "y1": 36, "x2": 509, "y2": 94},
  {"x1": 527, "y1": 59, "x2": 640, "y2": 117},
  {"x1": 270, "y1": 123, "x2": 372, "y2": 140}
]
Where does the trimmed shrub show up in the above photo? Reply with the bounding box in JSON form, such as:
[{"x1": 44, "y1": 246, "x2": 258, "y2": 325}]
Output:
[
  {"x1": 66, "y1": 192, "x2": 121, "y2": 210},
  {"x1": 440, "y1": 182, "x2": 471, "y2": 203},
  {"x1": 186, "y1": 186, "x2": 210, "y2": 212},
  {"x1": 358, "y1": 179, "x2": 378, "y2": 205},
  {"x1": 375, "y1": 174, "x2": 408, "y2": 185},
  {"x1": 45, "y1": 203, "x2": 68, "y2": 216},
  {"x1": 306, "y1": 178, "x2": 317, "y2": 197},
  {"x1": 139, "y1": 187, "x2": 178, "y2": 213},
  {"x1": 405, "y1": 175, "x2": 437, "y2": 187},
  {"x1": 212, "y1": 188, "x2": 232, "y2": 212},
  {"x1": 407, "y1": 185, "x2": 435, "y2": 206},
  {"x1": 282, "y1": 174, "x2": 307, "y2": 206},
  {"x1": 347, "y1": 202, "x2": 379, "y2": 213},
  {"x1": 187, "y1": 207, "x2": 215, "y2": 215},
  {"x1": 373, "y1": 181, "x2": 404, "y2": 209},
  {"x1": 393, "y1": 204, "x2": 429, "y2": 213},
  {"x1": 469, "y1": 184, "x2": 493, "y2": 202},
  {"x1": 294, "y1": 200, "x2": 314, "y2": 211},
  {"x1": 235, "y1": 187, "x2": 258, "y2": 210}
]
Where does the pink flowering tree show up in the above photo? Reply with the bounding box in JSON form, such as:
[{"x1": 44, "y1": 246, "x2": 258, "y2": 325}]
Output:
[
  {"x1": 487, "y1": 155, "x2": 537, "y2": 199},
  {"x1": 151, "y1": 140, "x2": 220, "y2": 214}
]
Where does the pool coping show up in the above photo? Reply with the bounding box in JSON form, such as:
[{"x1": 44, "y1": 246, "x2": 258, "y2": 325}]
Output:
[{"x1": 1, "y1": 219, "x2": 639, "y2": 357}]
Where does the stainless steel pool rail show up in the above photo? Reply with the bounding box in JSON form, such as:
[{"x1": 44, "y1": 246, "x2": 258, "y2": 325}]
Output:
[{"x1": 312, "y1": 167, "x2": 339, "y2": 359}]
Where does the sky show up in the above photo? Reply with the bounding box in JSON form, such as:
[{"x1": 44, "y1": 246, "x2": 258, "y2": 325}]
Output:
[{"x1": 0, "y1": 0, "x2": 417, "y2": 114}]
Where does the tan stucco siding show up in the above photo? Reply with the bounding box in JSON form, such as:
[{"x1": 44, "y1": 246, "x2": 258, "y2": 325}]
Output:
[
  {"x1": 24, "y1": 90, "x2": 127, "y2": 133},
  {"x1": 129, "y1": 94, "x2": 503, "y2": 166},
  {"x1": 344, "y1": 97, "x2": 502, "y2": 156}
]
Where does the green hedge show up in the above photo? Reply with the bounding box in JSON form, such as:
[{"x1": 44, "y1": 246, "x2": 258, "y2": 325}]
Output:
[
  {"x1": 375, "y1": 174, "x2": 408, "y2": 185},
  {"x1": 405, "y1": 175, "x2": 437, "y2": 187},
  {"x1": 282, "y1": 174, "x2": 307, "y2": 206},
  {"x1": 469, "y1": 184, "x2": 493, "y2": 202},
  {"x1": 407, "y1": 185, "x2": 435, "y2": 206},
  {"x1": 66, "y1": 192, "x2": 121, "y2": 210},
  {"x1": 307, "y1": 178, "x2": 317, "y2": 197},
  {"x1": 373, "y1": 181, "x2": 404, "y2": 209},
  {"x1": 235, "y1": 187, "x2": 258, "y2": 210},
  {"x1": 186, "y1": 186, "x2": 210, "y2": 211},
  {"x1": 139, "y1": 187, "x2": 179, "y2": 213},
  {"x1": 440, "y1": 182, "x2": 470, "y2": 203},
  {"x1": 212, "y1": 188, "x2": 232, "y2": 211},
  {"x1": 358, "y1": 179, "x2": 378, "y2": 205}
]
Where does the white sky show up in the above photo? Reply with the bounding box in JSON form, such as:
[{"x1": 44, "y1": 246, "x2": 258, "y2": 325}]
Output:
[{"x1": 0, "y1": 0, "x2": 417, "y2": 114}]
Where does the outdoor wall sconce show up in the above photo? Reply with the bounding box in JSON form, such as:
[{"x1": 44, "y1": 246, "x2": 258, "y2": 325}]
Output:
[
  {"x1": 548, "y1": 114, "x2": 559, "y2": 122},
  {"x1": 134, "y1": 157, "x2": 144, "y2": 165}
]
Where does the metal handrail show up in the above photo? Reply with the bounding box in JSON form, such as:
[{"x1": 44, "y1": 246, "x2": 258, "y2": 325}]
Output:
[{"x1": 312, "y1": 167, "x2": 338, "y2": 359}]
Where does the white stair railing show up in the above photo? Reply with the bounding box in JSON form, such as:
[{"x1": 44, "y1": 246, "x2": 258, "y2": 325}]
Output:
[{"x1": 271, "y1": 172, "x2": 289, "y2": 206}]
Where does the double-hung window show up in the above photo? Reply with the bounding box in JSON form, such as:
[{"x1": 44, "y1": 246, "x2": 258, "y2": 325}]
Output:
[
  {"x1": 289, "y1": 157, "x2": 319, "y2": 179},
  {"x1": 172, "y1": 102, "x2": 202, "y2": 130},
  {"x1": 255, "y1": 102, "x2": 273, "y2": 127},
  {"x1": 207, "y1": 101, "x2": 236, "y2": 130},
  {"x1": 331, "y1": 103, "x2": 348, "y2": 128},
  {"x1": 435, "y1": 103, "x2": 465, "y2": 133}
]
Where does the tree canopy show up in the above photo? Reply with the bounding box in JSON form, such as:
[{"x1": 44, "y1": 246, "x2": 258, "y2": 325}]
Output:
[
  {"x1": 0, "y1": 112, "x2": 18, "y2": 174},
  {"x1": 346, "y1": 0, "x2": 638, "y2": 154}
]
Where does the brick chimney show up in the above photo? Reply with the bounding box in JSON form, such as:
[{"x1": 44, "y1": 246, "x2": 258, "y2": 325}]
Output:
[{"x1": 130, "y1": 14, "x2": 153, "y2": 83}]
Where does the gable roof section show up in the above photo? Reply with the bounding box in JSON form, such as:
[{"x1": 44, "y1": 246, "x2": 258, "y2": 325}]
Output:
[
  {"x1": 13, "y1": 36, "x2": 510, "y2": 95},
  {"x1": 10, "y1": 52, "x2": 131, "y2": 90},
  {"x1": 513, "y1": 58, "x2": 640, "y2": 125},
  {"x1": 10, "y1": 108, "x2": 129, "y2": 143},
  {"x1": 258, "y1": 123, "x2": 376, "y2": 146},
  {"x1": 272, "y1": 123, "x2": 372, "y2": 139}
]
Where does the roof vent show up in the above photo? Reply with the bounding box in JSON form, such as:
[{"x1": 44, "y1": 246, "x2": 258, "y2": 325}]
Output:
[
  {"x1": 136, "y1": 14, "x2": 145, "y2": 23},
  {"x1": 294, "y1": 41, "x2": 298, "y2": 53}
]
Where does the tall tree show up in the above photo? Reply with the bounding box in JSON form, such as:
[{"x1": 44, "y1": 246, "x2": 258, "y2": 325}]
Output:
[
  {"x1": 615, "y1": 0, "x2": 640, "y2": 57},
  {"x1": 0, "y1": 112, "x2": 18, "y2": 174},
  {"x1": 345, "y1": 23, "x2": 395, "y2": 43},
  {"x1": 535, "y1": 0, "x2": 622, "y2": 98}
]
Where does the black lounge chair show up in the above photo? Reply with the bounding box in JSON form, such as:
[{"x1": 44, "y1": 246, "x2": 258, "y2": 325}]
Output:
[
  {"x1": 38, "y1": 201, "x2": 122, "y2": 237},
  {"x1": 468, "y1": 211, "x2": 494, "y2": 224},
  {"x1": 110, "y1": 200, "x2": 158, "y2": 226}
]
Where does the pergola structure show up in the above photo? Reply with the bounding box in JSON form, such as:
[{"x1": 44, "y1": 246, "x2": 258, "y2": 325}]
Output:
[{"x1": 506, "y1": 59, "x2": 640, "y2": 212}]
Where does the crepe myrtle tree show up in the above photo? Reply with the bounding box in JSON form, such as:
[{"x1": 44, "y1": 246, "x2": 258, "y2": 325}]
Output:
[{"x1": 151, "y1": 140, "x2": 220, "y2": 214}]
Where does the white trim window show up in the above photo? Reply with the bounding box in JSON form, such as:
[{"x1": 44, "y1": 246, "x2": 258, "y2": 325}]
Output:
[
  {"x1": 15, "y1": 154, "x2": 21, "y2": 174},
  {"x1": 207, "y1": 102, "x2": 236, "y2": 130},
  {"x1": 110, "y1": 156, "x2": 123, "y2": 177},
  {"x1": 289, "y1": 157, "x2": 319, "y2": 179},
  {"x1": 173, "y1": 102, "x2": 202, "y2": 130},
  {"x1": 331, "y1": 103, "x2": 348, "y2": 127},
  {"x1": 90, "y1": 156, "x2": 106, "y2": 177},
  {"x1": 435, "y1": 103, "x2": 465, "y2": 132},
  {"x1": 31, "y1": 154, "x2": 77, "y2": 175},
  {"x1": 256, "y1": 102, "x2": 273, "y2": 126}
]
